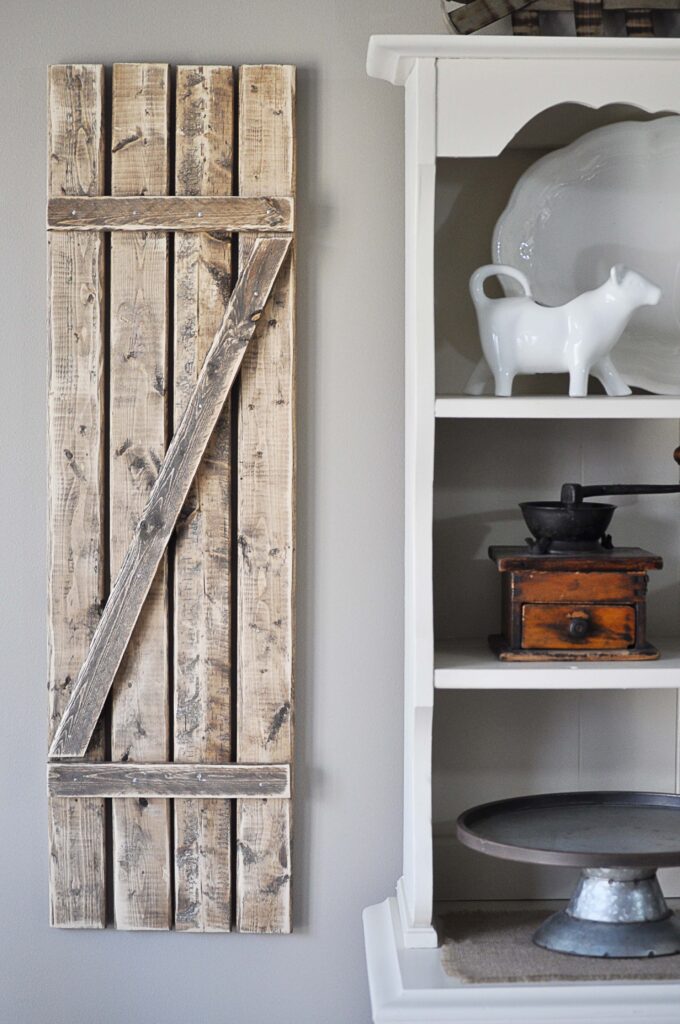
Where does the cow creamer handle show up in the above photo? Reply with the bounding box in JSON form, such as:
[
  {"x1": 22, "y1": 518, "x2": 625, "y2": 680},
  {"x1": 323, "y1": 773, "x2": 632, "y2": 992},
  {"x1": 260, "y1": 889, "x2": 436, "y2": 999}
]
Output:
[{"x1": 465, "y1": 264, "x2": 662, "y2": 398}]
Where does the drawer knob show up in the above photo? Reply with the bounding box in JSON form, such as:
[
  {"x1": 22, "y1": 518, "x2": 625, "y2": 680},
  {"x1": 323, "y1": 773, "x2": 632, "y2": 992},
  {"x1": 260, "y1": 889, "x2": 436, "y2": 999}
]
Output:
[{"x1": 568, "y1": 614, "x2": 590, "y2": 639}]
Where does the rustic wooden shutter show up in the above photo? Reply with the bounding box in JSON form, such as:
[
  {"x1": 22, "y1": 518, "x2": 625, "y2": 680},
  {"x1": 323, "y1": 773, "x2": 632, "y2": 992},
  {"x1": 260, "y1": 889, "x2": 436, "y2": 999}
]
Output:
[{"x1": 47, "y1": 62, "x2": 296, "y2": 932}]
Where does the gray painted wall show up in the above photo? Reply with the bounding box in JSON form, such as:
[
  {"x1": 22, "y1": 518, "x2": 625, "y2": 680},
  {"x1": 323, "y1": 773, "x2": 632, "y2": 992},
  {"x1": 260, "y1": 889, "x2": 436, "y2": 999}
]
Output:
[{"x1": 1, "y1": 2, "x2": 443, "y2": 1021}]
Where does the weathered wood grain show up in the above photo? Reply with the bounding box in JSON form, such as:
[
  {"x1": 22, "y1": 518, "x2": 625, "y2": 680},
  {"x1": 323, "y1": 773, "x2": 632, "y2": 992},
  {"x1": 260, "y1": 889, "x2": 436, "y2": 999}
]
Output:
[
  {"x1": 47, "y1": 63, "x2": 107, "y2": 929},
  {"x1": 511, "y1": 7, "x2": 541, "y2": 31},
  {"x1": 625, "y1": 8, "x2": 655, "y2": 32},
  {"x1": 173, "y1": 64, "x2": 234, "y2": 933},
  {"x1": 48, "y1": 195, "x2": 293, "y2": 232},
  {"x1": 522, "y1": 0, "x2": 672, "y2": 9},
  {"x1": 574, "y1": 0, "x2": 604, "y2": 33},
  {"x1": 490, "y1": 547, "x2": 663, "y2": 573},
  {"x1": 236, "y1": 800, "x2": 293, "y2": 932},
  {"x1": 448, "y1": 0, "x2": 535, "y2": 33},
  {"x1": 236, "y1": 65, "x2": 296, "y2": 934},
  {"x1": 522, "y1": 604, "x2": 635, "y2": 649},
  {"x1": 453, "y1": 0, "x2": 672, "y2": 24},
  {"x1": 49, "y1": 764, "x2": 291, "y2": 799},
  {"x1": 514, "y1": 572, "x2": 641, "y2": 604},
  {"x1": 47, "y1": 60, "x2": 297, "y2": 936},
  {"x1": 109, "y1": 62, "x2": 171, "y2": 930},
  {"x1": 49, "y1": 235, "x2": 291, "y2": 761}
]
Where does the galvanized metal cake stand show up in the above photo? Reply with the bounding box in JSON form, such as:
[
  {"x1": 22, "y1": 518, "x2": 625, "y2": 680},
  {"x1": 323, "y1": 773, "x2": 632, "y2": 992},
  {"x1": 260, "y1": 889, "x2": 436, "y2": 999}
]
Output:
[{"x1": 457, "y1": 792, "x2": 680, "y2": 958}]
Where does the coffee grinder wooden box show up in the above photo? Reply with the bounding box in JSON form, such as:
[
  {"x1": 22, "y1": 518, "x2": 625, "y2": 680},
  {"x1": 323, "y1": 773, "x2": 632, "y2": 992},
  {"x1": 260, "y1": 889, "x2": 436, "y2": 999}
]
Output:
[{"x1": 489, "y1": 546, "x2": 662, "y2": 661}]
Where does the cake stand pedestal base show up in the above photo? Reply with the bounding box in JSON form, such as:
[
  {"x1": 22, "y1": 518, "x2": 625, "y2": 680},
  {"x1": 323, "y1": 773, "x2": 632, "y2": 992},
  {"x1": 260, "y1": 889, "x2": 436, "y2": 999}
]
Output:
[{"x1": 534, "y1": 868, "x2": 680, "y2": 958}]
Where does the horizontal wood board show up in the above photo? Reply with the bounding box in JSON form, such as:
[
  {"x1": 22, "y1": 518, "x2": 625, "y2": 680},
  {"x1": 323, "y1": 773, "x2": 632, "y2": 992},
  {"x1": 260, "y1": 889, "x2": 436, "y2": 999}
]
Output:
[
  {"x1": 48, "y1": 195, "x2": 294, "y2": 232},
  {"x1": 47, "y1": 62, "x2": 296, "y2": 931},
  {"x1": 48, "y1": 763, "x2": 291, "y2": 798}
]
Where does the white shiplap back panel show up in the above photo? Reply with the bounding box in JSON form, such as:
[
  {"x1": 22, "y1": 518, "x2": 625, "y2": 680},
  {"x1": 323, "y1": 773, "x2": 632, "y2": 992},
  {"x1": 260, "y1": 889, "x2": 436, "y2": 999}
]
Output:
[
  {"x1": 434, "y1": 418, "x2": 583, "y2": 641},
  {"x1": 576, "y1": 419, "x2": 680, "y2": 895},
  {"x1": 432, "y1": 418, "x2": 680, "y2": 900},
  {"x1": 432, "y1": 124, "x2": 680, "y2": 904},
  {"x1": 580, "y1": 418, "x2": 680, "y2": 636},
  {"x1": 435, "y1": 153, "x2": 545, "y2": 399},
  {"x1": 578, "y1": 690, "x2": 680, "y2": 895},
  {"x1": 433, "y1": 690, "x2": 581, "y2": 900}
]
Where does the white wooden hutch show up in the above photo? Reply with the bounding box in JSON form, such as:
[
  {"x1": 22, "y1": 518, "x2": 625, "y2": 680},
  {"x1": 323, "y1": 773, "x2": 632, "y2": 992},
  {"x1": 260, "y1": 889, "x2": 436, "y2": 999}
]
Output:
[{"x1": 365, "y1": 35, "x2": 680, "y2": 1022}]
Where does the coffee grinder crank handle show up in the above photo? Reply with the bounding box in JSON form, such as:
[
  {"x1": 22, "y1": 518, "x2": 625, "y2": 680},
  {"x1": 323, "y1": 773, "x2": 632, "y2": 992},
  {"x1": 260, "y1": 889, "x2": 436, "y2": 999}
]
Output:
[{"x1": 560, "y1": 447, "x2": 680, "y2": 506}]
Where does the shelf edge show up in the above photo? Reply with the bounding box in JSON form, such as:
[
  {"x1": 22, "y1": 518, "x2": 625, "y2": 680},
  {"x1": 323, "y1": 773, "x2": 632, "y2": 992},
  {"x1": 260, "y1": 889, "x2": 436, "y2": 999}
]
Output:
[{"x1": 435, "y1": 396, "x2": 680, "y2": 420}]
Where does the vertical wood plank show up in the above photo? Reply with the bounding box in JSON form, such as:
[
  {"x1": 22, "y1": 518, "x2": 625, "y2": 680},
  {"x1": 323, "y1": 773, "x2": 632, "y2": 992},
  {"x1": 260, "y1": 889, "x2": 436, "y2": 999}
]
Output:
[
  {"x1": 511, "y1": 7, "x2": 541, "y2": 32},
  {"x1": 573, "y1": 0, "x2": 604, "y2": 33},
  {"x1": 173, "y1": 65, "x2": 234, "y2": 932},
  {"x1": 109, "y1": 63, "x2": 171, "y2": 930},
  {"x1": 625, "y1": 9, "x2": 655, "y2": 34},
  {"x1": 236, "y1": 65, "x2": 296, "y2": 934},
  {"x1": 47, "y1": 64, "x2": 107, "y2": 928}
]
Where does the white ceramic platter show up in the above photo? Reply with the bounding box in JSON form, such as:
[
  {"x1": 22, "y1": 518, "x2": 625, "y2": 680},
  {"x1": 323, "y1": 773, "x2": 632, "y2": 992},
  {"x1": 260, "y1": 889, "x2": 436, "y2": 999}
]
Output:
[{"x1": 493, "y1": 116, "x2": 680, "y2": 394}]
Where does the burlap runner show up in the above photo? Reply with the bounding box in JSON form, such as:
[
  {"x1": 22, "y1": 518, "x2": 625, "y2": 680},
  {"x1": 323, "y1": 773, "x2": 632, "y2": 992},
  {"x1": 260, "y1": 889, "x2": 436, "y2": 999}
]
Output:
[{"x1": 440, "y1": 903, "x2": 680, "y2": 984}]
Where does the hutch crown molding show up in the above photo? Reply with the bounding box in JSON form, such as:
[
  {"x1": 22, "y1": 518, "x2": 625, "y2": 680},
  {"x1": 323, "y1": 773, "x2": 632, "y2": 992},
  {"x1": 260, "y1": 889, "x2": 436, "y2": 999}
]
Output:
[{"x1": 365, "y1": 34, "x2": 680, "y2": 1022}]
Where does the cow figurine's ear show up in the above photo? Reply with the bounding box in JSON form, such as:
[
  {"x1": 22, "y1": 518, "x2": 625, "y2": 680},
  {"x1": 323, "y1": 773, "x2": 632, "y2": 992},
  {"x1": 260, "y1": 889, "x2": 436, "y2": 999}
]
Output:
[{"x1": 611, "y1": 264, "x2": 628, "y2": 285}]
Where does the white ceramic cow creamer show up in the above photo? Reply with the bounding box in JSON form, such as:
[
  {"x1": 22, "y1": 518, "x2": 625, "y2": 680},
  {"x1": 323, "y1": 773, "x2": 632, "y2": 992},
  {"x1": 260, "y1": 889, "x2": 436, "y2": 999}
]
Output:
[{"x1": 465, "y1": 265, "x2": 661, "y2": 397}]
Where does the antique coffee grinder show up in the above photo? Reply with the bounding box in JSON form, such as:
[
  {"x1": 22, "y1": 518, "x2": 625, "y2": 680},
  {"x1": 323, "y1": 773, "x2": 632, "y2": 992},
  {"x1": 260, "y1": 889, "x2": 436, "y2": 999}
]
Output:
[{"x1": 490, "y1": 446, "x2": 680, "y2": 661}]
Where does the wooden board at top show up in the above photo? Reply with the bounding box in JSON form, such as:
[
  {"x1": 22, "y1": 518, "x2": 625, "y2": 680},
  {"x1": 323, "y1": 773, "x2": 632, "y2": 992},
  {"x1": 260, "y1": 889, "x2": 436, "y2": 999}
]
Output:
[
  {"x1": 236, "y1": 64, "x2": 296, "y2": 934},
  {"x1": 47, "y1": 63, "x2": 107, "y2": 929},
  {"x1": 173, "y1": 63, "x2": 234, "y2": 933},
  {"x1": 109, "y1": 62, "x2": 172, "y2": 930}
]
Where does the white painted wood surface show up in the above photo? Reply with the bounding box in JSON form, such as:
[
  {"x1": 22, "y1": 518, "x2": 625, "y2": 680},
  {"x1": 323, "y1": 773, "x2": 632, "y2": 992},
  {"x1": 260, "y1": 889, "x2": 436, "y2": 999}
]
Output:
[
  {"x1": 432, "y1": 688, "x2": 680, "y2": 901},
  {"x1": 366, "y1": 40, "x2": 680, "y2": 1010},
  {"x1": 363, "y1": 896, "x2": 680, "y2": 1024},
  {"x1": 436, "y1": 58, "x2": 680, "y2": 158},
  {"x1": 435, "y1": 396, "x2": 680, "y2": 418},
  {"x1": 435, "y1": 638, "x2": 680, "y2": 688},
  {"x1": 399, "y1": 57, "x2": 437, "y2": 950},
  {"x1": 432, "y1": 417, "x2": 680, "y2": 902},
  {"x1": 366, "y1": 35, "x2": 680, "y2": 86}
]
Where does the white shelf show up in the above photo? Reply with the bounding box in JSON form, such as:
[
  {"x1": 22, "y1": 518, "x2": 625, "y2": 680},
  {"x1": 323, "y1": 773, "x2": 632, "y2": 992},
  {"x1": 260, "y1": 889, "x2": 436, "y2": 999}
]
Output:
[
  {"x1": 364, "y1": 897, "x2": 680, "y2": 1023},
  {"x1": 434, "y1": 639, "x2": 680, "y2": 690},
  {"x1": 435, "y1": 395, "x2": 680, "y2": 420}
]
